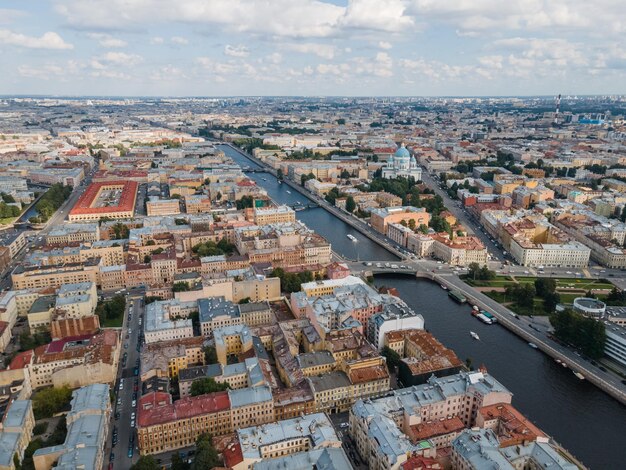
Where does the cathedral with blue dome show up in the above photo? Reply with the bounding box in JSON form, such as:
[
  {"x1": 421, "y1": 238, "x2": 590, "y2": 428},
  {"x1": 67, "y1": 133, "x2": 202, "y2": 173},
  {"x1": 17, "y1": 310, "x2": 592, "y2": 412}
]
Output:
[{"x1": 381, "y1": 144, "x2": 422, "y2": 180}]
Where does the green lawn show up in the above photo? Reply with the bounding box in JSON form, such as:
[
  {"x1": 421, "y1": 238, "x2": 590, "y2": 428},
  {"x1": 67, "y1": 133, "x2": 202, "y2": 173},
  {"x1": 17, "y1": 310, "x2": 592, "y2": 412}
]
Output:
[
  {"x1": 471, "y1": 275, "x2": 618, "y2": 317},
  {"x1": 482, "y1": 290, "x2": 547, "y2": 316},
  {"x1": 0, "y1": 216, "x2": 17, "y2": 225},
  {"x1": 100, "y1": 315, "x2": 123, "y2": 328},
  {"x1": 465, "y1": 275, "x2": 613, "y2": 291}
]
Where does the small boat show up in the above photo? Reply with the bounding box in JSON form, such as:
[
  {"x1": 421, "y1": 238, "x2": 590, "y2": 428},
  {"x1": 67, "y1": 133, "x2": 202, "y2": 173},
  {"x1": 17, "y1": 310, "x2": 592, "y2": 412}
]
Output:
[
  {"x1": 555, "y1": 359, "x2": 562, "y2": 365},
  {"x1": 573, "y1": 371, "x2": 585, "y2": 380},
  {"x1": 286, "y1": 190, "x2": 291, "y2": 194},
  {"x1": 470, "y1": 331, "x2": 480, "y2": 340},
  {"x1": 278, "y1": 180, "x2": 282, "y2": 184},
  {"x1": 472, "y1": 305, "x2": 479, "y2": 312},
  {"x1": 347, "y1": 234, "x2": 357, "y2": 242},
  {"x1": 440, "y1": 285, "x2": 448, "y2": 290},
  {"x1": 476, "y1": 313, "x2": 494, "y2": 324},
  {"x1": 262, "y1": 178, "x2": 267, "y2": 181},
  {"x1": 448, "y1": 290, "x2": 467, "y2": 303},
  {"x1": 528, "y1": 342, "x2": 538, "y2": 349},
  {"x1": 294, "y1": 206, "x2": 306, "y2": 212},
  {"x1": 561, "y1": 362, "x2": 568, "y2": 368},
  {"x1": 481, "y1": 311, "x2": 497, "y2": 324}
]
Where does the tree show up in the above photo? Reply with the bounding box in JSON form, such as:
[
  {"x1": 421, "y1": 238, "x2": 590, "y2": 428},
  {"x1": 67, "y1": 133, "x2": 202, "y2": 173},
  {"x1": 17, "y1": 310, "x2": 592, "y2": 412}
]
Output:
[
  {"x1": 301, "y1": 172, "x2": 316, "y2": 186},
  {"x1": 236, "y1": 195, "x2": 254, "y2": 210},
  {"x1": 276, "y1": 168, "x2": 284, "y2": 180},
  {"x1": 190, "y1": 377, "x2": 230, "y2": 396},
  {"x1": 534, "y1": 278, "x2": 557, "y2": 298},
  {"x1": 550, "y1": 309, "x2": 606, "y2": 359},
  {"x1": 543, "y1": 291, "x2": 561, "y2": 313},
  {"x1": 408, "y1": 219, "x2": 416, "y2": 230},
  {"x1": 621, "y1": 205, "x2": 626, "y2": 223},
  {"x1": 33, "y1": 386, "x2": 72, "y2": 419},
  {"x1": 171, "y1": 454, "x2": 190, "y2": 470},
  {"x1": 238, "y1": 297, "x2": 251, "y2": 304},
  {"x1": 131, "y1": 456, "x2": 160, "y2": 470},
  {"x1": 340, "y1": 169, "x2": 351, "y2": 179},
  {"x1": 418, "y1": 224, "x2": 429, "y2": 234},
  {"x1": 192, "y1": 434, "x2": 221, "y2": 470},
  {"x1": 381, "y1": 346, "x2": 401, "y2": 371},
  {"x1": 204, "y1": 346, "x2": 218, "y2": 365},
  {"x1": 345, "y1": 196, "x2": 356, "y2": 213},
  {"x1": 173, "y1": 282, "x2": 190, "y2": 292}
]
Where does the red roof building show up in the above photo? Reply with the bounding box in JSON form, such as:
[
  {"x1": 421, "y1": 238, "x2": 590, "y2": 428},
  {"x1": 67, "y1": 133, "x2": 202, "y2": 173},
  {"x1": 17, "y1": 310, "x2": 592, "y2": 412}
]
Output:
[
  {"x1": 69, "y1": 180, "x2": 138, "y2": 222},
  {"x1": 137, "y1": 391, "x2": 233, "y2": 455}
]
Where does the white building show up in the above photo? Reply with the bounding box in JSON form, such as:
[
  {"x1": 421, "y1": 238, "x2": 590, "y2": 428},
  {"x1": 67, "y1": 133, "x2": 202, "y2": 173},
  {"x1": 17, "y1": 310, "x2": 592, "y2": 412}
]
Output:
[
  {"x1": 144, "y1": 299, "x2": 196, "y2": 344},
  {"x1": 381, "y1": 145, "x2": 422, "y2": 180},
  {"x1": 367, "y1": 302, "x2": 424, "y2": 350}
]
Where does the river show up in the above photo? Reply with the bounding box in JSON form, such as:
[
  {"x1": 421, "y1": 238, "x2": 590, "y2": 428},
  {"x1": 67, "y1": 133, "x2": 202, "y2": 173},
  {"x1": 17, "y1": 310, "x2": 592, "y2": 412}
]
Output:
[
  {"x1": 220, "y1": 143, "x2": 626, "y2": 469},
  {"x1": 219, "y1": 145, "x2": 397, "y2": 261}
]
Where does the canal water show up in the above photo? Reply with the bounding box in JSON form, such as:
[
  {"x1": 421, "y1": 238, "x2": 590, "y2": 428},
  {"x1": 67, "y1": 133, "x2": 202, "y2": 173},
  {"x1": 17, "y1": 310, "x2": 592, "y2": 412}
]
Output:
[
  {"x1": 220, "y1": 143, "x2": 626, "y2": 469},
  {"x1": 219, "y1": 145, "x2": 397, "y2": 261},
  {"x1": 374, "y1": 275, "x2": 626, "y2": 469}
]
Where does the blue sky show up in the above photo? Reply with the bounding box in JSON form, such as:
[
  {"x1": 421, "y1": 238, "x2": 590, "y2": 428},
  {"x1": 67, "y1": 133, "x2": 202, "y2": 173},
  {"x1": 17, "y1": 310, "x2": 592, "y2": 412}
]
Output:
[{"x1": 1, "y1": 0, "x2": 625, "y2": 96}]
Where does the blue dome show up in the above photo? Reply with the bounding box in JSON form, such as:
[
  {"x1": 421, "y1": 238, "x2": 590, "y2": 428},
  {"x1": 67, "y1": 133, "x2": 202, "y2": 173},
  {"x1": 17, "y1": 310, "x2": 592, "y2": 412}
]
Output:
[{"x1": 394, "y1": 146, "x2": 410, "y2": 160}]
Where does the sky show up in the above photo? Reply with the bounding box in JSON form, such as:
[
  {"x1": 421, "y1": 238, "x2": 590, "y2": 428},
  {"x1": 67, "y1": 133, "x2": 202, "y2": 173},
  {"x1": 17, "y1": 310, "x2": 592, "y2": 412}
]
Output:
[{"x1": 1, "y1": 0, "x2": 625, "y2": 97}]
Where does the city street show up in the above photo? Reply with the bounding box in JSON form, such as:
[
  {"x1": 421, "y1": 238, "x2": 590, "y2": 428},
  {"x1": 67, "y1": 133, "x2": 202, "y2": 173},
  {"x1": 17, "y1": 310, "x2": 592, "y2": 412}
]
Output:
[
  {"x1": 420, "y1": 169, "x2": 506, "y2": 263},
  {"x1": 0, "y1": 166, "x2": 97, "y2": 291},
  {"x1": 106, "y1": 296, "x2": 144, "y2": 469}
]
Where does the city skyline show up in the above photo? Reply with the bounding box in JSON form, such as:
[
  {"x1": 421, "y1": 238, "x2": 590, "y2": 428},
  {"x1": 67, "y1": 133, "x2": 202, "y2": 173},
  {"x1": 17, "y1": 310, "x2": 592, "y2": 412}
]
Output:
[{"x1": 2, "y1": 0, "x2": 626, "y2": 97}]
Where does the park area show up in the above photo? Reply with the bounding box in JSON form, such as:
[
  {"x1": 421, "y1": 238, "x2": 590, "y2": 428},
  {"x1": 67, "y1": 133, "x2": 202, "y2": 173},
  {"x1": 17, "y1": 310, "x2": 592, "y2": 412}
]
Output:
[{"x1": 464, "y1": 274, "x2": 619, "y2": 316}]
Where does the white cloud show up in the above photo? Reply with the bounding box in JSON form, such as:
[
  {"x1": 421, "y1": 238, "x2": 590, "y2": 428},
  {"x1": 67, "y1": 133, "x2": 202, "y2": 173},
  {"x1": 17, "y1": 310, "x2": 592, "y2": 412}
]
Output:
[
  {"x1": 150, "y1": 37, "x2": 164, "y2": 45},
  {"x1": 224, "y1": 44, "x2": 250, "y2": 57},
  {"x1": 87, "y1": 33, "x2": 127, "y2": 48},
  {"x1": 284, "y1": 43, "x2": 337, "y2": 60},
  {"x1": 0, "y1": 29, "x2": 73, "y2": 50},
  {"x1": 96, "y1": 51, "x2": 143, "y2": 66},
  {"x1": 265, "y1": 52, "x2": 283, "y2": 64},
  {"x1": 18, "y1": 64, "x2": 65, "y2": 79},
  {"x1": 0, "y1": 9, "x2": 26, "y2": 25},
  {"x1": 171, "y1": 36, "x2": 189, "y2": 45},
  {"x1": 54, "y1": 0, "x2": 420, "y2": 38},
  {"x1": 378, "y1": 41, "x2": 392, "y2": 50},
  {"x1": 408, "y1": 0, "x2": 626, "y2": 36},
  {"x1": 340, "y1": 0, "x2": 413, "y2": 32}
]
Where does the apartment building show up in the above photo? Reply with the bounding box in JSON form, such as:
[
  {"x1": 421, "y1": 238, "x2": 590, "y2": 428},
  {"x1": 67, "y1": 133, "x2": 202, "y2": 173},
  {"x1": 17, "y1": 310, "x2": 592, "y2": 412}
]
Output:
[
  {"x1": 225, "y1": 413, "x2": 341, "y2": 469},
  {"x1": 251, "y1": 205, "x2": 296, "y2": 225},
  {"x1": 46, "y1": 224, "x2": 100, "y2": 245},
  {"x1": 146, "y1": 197, "x2": 181, "y2": 216},
  {"x1": 0, "y1": 231, "x2": 26, "y2": 259},
  {"x1": 367, "y1": 302, "x2": 424, "y2": 350},
  {"x1": 229, "y1": 385, "x2": 275, "y2": 431},
  {"x1": 11, "y1": 259, "x2": 100, "y2": 290},
  {"x1": 0, "y1": 400, "x2": 34, "y2": 470},
  {"x1": 137, "y1": 391, "x2": 232, "y2": 455},
  {"x1": 184, "y1": 195, "x2": 212, "y2": 214},
  {"x1": 214, "y1": 325, "x2": 253, "y2": 365},
  {"x1": 370, "y1": 206, "x2": 430, "y2": 236},
  {"x1": 431, "y1": 235, "x2": 489, "y2": 267},
  {"x1": 385, "y1": 329, "x2": 464, "y2": 386},
  {"x1": 178, "y1": 356, "x2": 266, "y2": 398},
  {"x1": 33, "y1": 384, "x2": 111, "y2": 470},
  {"x1": 143, "y1": 299, "x2": 196, "y2": 344},
  {"x1": 349, "y1": 371, "x2": 512, "y2": 470},
  {"x1": 24, "y1": 330, "x2": 119, "y2": 389},
  {"x1": 140, "y1": 336, "x2": 205, "y2": 381},
  {"x1": 199, "y1": 297, "x2": 272, "y2": 336},
  {"x1": 451, "y1": 428, "x2": 576, "y2": 470}
]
